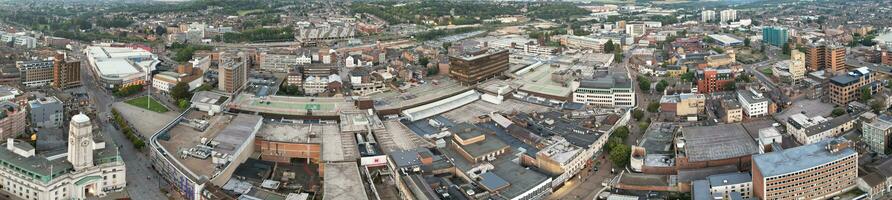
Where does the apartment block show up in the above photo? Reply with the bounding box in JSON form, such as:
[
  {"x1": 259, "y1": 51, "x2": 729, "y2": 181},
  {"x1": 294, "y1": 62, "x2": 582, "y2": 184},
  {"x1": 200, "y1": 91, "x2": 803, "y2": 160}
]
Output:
[
  {"x1": 752, "y1": 139, "x2": 858, "y2": 200},
  {"x1": 806, "y1": 43, "x2": 847, "y2": 73}
]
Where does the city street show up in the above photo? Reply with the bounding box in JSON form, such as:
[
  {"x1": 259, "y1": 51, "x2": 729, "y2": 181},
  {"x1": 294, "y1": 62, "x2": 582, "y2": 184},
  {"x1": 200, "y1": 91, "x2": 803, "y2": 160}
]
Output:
[
  {"x1": 78, "y1": 48, "x2": 169, "y2": 200},
  {"x1": 548, "y1": 155, "x2": 615, "y2": 200}
]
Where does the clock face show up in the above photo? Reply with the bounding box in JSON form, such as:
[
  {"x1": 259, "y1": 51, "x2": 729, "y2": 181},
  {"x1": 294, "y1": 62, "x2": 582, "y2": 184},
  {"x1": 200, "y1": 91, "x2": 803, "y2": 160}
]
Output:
[{"x1": 81, "y1": 140, "x2": 90, "y2": 147}]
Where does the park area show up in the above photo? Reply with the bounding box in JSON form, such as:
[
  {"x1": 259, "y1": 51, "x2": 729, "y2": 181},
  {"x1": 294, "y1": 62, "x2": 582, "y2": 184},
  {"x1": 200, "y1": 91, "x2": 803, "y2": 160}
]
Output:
[{"x1": 125, "y1": 96, "x2": 169, "y2": 113}]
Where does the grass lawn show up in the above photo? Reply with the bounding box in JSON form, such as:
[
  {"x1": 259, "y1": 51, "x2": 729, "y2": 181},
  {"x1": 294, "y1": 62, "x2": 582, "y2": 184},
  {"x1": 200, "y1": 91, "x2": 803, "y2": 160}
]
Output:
[
  {"x1": 237, "y1": 9, "x2": 265, "y2": 16},
  {"x1": 760, "y1": 67, "x2": 773, "y2": 76},
  {"x1": 125, "y1": 96, "x2": 169, "y2": 113}
]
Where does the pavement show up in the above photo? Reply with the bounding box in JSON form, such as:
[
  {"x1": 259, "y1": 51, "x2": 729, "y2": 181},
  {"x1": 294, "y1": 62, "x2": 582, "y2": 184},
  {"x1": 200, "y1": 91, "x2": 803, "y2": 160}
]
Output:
[
  {"x1": 79, "y1": 47, "x2": 171, "y2": 200},
  {"x1": 548, "y1": 155, "x2": 615, "y2": 200}
]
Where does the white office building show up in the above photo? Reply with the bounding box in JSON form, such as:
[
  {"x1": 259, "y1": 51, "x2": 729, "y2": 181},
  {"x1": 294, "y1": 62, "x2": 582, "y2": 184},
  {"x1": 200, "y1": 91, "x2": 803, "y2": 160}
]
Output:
[
  {"x1": 573, "y1": 74, "x2": 635, "y2": 108},
  {"x1": 737, "y1": 88, "x2": 769, "y2": 117},
  {"x1": 707, "y1": 172, "x2": 753, "y2": 199}
]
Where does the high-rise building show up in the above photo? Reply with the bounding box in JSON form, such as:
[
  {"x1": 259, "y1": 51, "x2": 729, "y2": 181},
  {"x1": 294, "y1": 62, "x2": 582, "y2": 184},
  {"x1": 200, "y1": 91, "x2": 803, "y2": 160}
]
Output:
[
  {"x1": 720, "y1": 9, "x2": 737, "y2": 22},
  {"x1": 762, "y1": 27, "x2": 789, "y2": 47},
  {"x1": 52, "y1": 53, "x2": 81, "y2": 89},
  {"x1": 448, "y1": 49, "x2": 509, "y2": 85},
  {"x1": 789, "y1": 50, "x2": 806, "y2": 83},
  {"x1": 15, "y1": 59, "x2": 53, "y2": 88},
  {"x1": 806, "y1": 43, "x2": 847, "y2": 73},
  {"x1": 701, "y1": 10, "x2": 716, "y2": 22},
  {"x1": 695, "y1": 68, "x2": 734, "y2": 94},
  {"x1": 752, "y1": 139, "x2": 858, "y2": 200},
  {"x1": 829, "y1": 67, "x2": 878, "y2": 106},
  {"x1": 218, "y1": 52, "x2": 248, "y2": 93},
  {"x1": 863, "y1": 115, "x2": 892, "y2": 155}
]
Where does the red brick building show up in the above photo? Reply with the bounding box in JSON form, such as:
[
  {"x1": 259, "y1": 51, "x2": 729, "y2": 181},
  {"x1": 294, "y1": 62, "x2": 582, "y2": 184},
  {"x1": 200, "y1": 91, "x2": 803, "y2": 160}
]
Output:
[{"x1": 696, "y1": 68, "x2": 734, "y2": 94}]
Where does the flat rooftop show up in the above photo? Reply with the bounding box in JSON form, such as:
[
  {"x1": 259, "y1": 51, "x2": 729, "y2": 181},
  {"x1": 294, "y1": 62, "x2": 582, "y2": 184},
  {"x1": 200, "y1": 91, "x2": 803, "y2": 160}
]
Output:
[
  {"x1": 515, "y1": 62, "x2": 573, "y2": 98},
  {"x1": 681, "y1": 123, "x2": 759, "y2": 162},
  {"x1": 322, "y1": 162, "x2": 369, "y2": 200},
  {"x1": 256, "y1": 122, "x2": 329, "y2": 144},
  {"x1": 640, "y1": 122, "x2": 678, "y2": 155},
  {"x1": 158, "y1": 113, "x2": 242, "y2": 178},
  {"x1": 339, "y1": 110, "x2": 385, "y2": 133},
  {"x1": 229, "y1": 94, "x2": 355, "y2": 116},
  {"x1": 212, "y1": 114, "x2": 263, "y2": 156},
  {"x1": 369, "y1": 78, "x2": 470, "y2": 110},
  {"x1": 321, "y1": 124, "x2": 359, "y2": 162},
  {"x1": 708, "y1": 34, "x2": 743, "y2": 44},
  {"x1": 753, "y1": 139, "x2": 856, "y2": 177},
  {"x1": 707, "y1": 172, "x2": 752, "y2": 187}
]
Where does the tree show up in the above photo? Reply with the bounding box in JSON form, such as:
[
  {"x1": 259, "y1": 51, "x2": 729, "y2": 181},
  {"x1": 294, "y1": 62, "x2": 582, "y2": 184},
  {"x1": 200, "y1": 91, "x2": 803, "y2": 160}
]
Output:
[
  {"x1": 871, "y1": 98, "x2": 886, "y2": 113},
  {"x1": 638, "y1": 76, "x2": 651, "y2": 91},
  {"x1": 442, "y1": 42, "x2": 452, "y2": 50},
  {"x1": 861, "y1": 87, "x2": 872, "y2": 103},
  {"x1": 609, "y1": 143, "x2": 631, "y2": 167},
  {"x1": 614, "y1": 52, "x2": 624, "y2": 63},
  {"x1": 632, "y1": 109, "x2": 645, "y2": 121},
  {"x1": 647, "y1": 101, "x2": 660, "y2": 113},
  {"x1": 170, "y1": 82, "x2": 191, "y2": 101},
  {"x1": 613, "y1": 126, "x2": 630, "y2": 140},
  {"x1": 724, "y1": 83, "x2": 737, "y2": 91},
  {"x1": 736, "y1": 74, "x2": 751, "y2": 83},
  {"x1": 655, "y1": 80, "x2": 669, "y2": 93},
  {"x1": 178, "y1": 99, "x2": 191, "y2": 110},
  {"x1": 680, "y1": 72, "x2": 695, "y2": 83},
  {"x1": 114, "y1": 84, "x2": 143, "y2": 97},
  {"x1": 604, "y1": 40, "x2": 615, "y2": 53},
  {"x1": 831, "y1": 108, "x2": 846, "y2": 117},
  {"x1": 418, "y1": 57, "x2": 430, "y2": 67},
  {"x1": 155, "y1": 25, "x2": 167, "y2": 36},
  {"x1": 744, "y1": 38, "x2": 751, "y2": 47}
]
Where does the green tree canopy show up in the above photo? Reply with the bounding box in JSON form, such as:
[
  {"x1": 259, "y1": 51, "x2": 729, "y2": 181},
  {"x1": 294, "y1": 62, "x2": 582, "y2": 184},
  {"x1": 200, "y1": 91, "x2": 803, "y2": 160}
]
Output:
[{"x1": 170, "y1": 82, "x2": 191, "y2": 101}]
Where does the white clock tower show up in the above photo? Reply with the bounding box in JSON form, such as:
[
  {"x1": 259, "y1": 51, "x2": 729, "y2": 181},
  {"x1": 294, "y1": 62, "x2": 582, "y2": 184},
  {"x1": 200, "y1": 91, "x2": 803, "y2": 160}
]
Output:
[{"x1": 68, "y1": 113, "x2": 94, "y2": 171}]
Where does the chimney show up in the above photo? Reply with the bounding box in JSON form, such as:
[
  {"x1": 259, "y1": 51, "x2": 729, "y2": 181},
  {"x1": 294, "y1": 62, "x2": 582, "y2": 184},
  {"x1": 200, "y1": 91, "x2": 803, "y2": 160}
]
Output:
[{"x1": 5, "y1": 138, "x2": 11, "y2": 151}]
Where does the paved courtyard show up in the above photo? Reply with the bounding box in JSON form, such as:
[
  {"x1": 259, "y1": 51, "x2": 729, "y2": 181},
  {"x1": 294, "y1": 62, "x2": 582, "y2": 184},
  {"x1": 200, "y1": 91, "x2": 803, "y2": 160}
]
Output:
[{"x1": 112, "y1": 102, "x2": 178, "y2": 139}]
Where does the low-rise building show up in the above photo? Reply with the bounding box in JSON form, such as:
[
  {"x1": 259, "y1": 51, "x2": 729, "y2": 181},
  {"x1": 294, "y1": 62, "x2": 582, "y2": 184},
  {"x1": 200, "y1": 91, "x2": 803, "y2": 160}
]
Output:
[
  {"x1": 863, "y1": 114, "x2": 892, "y2": 155},
  {"x1": 0, "y1": 101, "x2": 25, "y2": 141},
  {"x1": 659, "y1": 93, "x2": 705, "y2": 116},
  {"x1": 707, "y1": 172, "x2": 753, "y2": 199},
  {"x1": 573, "y1": 73, "x2": 635, "y2": 108},
  {"x1": 737, "y1": 88, "x2": 769, "y2": 118},
  {"x1": 786, "y1": 113, "x2": 857, "y2": 145},
  {"x1": 829, "y1": 67, "x2": 878, "y2": 106},
  {"x1": 719, "y1": 99, "x2": 743, "y2": 123},
  {"x1": 28, "y1": 96, "x2": 63, "y2": 128},
  {"x1": 151, "y1": 64, "x2": 204, "y2": 93},
  {"x1": 85, "y1": 45, "x2": 160, "y2": 89},
  {"x1": 562, "y1": 35, "x2": 610, "y2": 51}
]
